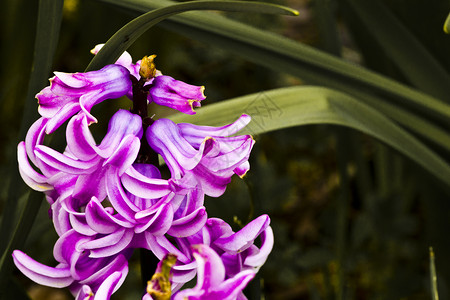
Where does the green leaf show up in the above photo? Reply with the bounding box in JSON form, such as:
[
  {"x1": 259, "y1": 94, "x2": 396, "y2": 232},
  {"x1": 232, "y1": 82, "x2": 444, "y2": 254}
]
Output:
[
  {"x1": 0, "y1": 0, "x2": 63, "y2": 292},
  {"x1": 169, "y1": 86, "x2": 450, "y2": 187},
  {"x1": 0, "y1": 0, "x2": 63, "y2": 249},
  {"x1": 96, "y1": 0, "x2": 450, "y2": 151},
  {"x1": 444, "y1": 12, "x2": 450, "y2": 34},
  {"x1": 429, "y1": 247, "x2": 440, "y2": 300},
  {"x1": 85, "y1": 0, "x2": 298, "y2": 71},
  {"x1": 343, "y1": 0, "x2": 450, "y2": 101},
  {"x1": 0, "y1": 192, "x2": 43, "y2": 296}
]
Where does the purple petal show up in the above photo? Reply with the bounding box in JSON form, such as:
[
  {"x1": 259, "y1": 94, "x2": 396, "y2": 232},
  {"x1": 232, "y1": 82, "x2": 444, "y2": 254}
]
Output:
[
  {"x1": 35, "y1": 145, "x2": 101, "y2": 174},
  {"x1": 17, "y1": 142, "x2": 52, "y2": 191},
  {"x1": 149, "y1": 75, "x2": 205, "y2": 114},
  {"x1": 106, "y1": 169, "x2": 140, "y2": 221},
  {"x1": 24, "y1": 117, "x2": 48, "y2": 165},
  {"x1": 53, "y1": 230, "x2": 92, "y2": 265},
  {"x1": 121, "y1": 166, "x2": 171, "y2": 199},
  {"x1": 85, "y1": 197, "x2": 131, "y2": 234},
  {"x1": 143, "y1": 233, "x2": 190, "y2": 263},
  {"x1": 178, "y1": 114, "x2": 251, "y2": 148},
  {"x1": 146, "y1": 118, "x2": 205, "y2": 176},
  {"x1": 214, "y1": 215, "x2": 270, "y2": 254},
  {"x1": 92, "y1": 271, "x2": 123, "y2": 300},
  {"x1": 103, "y1": 135, "x2": 140, "y2": 175},
  {"x1": 97, "y1": 110, "x2": 143, "y2": 158},
  {"x1": 243, "y1": 226, "x2": 274, "y2": 268},
  {"x1": 192, "y1": 244, "x2": 225, "y2": 289},
  {"x1": 134, "y1": 202, "x2": 173, "y2": 235},
  {"x1": 12, "y1": 250, "x2": 73, "y2": 288},
  {"x1": 69, "y1": 213, "x2": 98, "y2": 236},
  {"x1": 210, "y1": 270, "x2": 255, "y2": 300},
  {"x1": 37, "y1": 65, "x2": 131, "y2": 129},
  {"x1": 66, "y1": 113, "x2": 98, "y2": 160},
  {"x1": 168, "y1": 207, "x2": 207, "y2": 238},
  {"x1": 72, "y1": 166, "x2": 108, "y2": 201}
]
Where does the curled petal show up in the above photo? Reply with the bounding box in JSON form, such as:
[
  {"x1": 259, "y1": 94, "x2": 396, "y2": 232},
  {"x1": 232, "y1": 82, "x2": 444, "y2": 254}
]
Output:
[
  {"x1": 134, "y1": 202, "x2": 173, "y2": 235},
  {"x1": 78, "y1": 253, "x2": 129, "y2": 293},
  {"x1": 75, "y1": 285, "x2": 94, "y2": 300},
  {"x1": 17, "y1": 142, "x2": 52, "y2": 191},
  {"x1": 37, "y1": 65, "x2": 131, "y2": 129},
  {"x1": 66, "y1": 113, "x2": 98, "y2": 160},
  {"x1": 244, "y1": 226, "x2": 274, "y2": 268},
  {"x1": 106, "y1": 170, "x2": 140, "y2": 221},
  {"x1": 25, "y1": 117, "x2": 48, "y2": 165},
  {"x1": 214, "y1": 215, "x2": 270, "y2": 254},
  {"x1": 144, "y1": 233, "x2": 190, "y2": 263},
  {"x1": 147, "y1": 118, "x2": 205, "y2": 176},
  {"x1": 121, "y1": 166, "x2": 171, "y2": 199},
  {"x1": 178, "y1": 114, "x2": 251, "y2": 148},
  {"x1": 193, "y1": 244, "x2": 225, "y2": 289},
  {"x1": 53, "y1": 230, "x2": 92, "y2": 265},
  {"x1": 97, "y1": 110, "x2": 143, "y2": 158},
  {"x1": 12, "y1": 251, "x2": 73, "y2": 288},
  {"x1": 70, "y1": 213, "x2": 98, "y2": 236},
  {"x1": 149, "y1": 75, "x2": 205, "y2": 114},
  {"x1": 168, "y1": 207, "x2": 207, "y2": 238},
  {"x1": 92, "y1": 271, "x2": 124, "y2": 300},
  {"x1": 85, "y1": 197, "x2": 132, "y2": 234},
  {"x1": 72, "y1": 167, "x2": 108, "y2": 201},
  {"x1": 103, "y1": 135, "x2": 140, "y2": 176},
  {"x1": 35, "y1": 145, "x2": 101, "y2": 175}
]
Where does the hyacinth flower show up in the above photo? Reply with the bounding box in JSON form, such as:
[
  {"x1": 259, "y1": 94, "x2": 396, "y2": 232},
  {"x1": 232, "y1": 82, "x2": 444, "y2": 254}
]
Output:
[
  {"x1": 172, "y1": 244, "x2": 256, "y2": 300},
  {"x1": 91, "y1": 44, "x2": 206, "y2": 114},
  {"x1": 146, "y1": 115, "x2": 254, "y2": 197},
  {"x1": 142, "y1": 214, "x2": 274, "y2": 290},
  {"x1": 12, "y1": 234, "x2": 132, "y2": 298},
  {"x1": 37, "y1": 64, "x2": 132, "y2": 134},
  {"x1": 13, "y1": 43, "x2": 272, "y2": 300}
]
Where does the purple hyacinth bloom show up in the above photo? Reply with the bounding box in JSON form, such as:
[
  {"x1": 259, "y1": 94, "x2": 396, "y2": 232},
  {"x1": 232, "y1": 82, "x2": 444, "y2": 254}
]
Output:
[
  {"x1": 142, "y1": 214, "x2": 273, "y2": 290},
  {"x1": 146, "y1": 115, "x2": 254, "y2": 197},
  {"x1": 21, "y1": 109, "x2": 149, "y2": 206},
  {"x1": 37, "y1": 65, "x2": 132, "y2": 134},
  {"x1": 91, "y1": 44, "x2": 205, "y2": 114},
  {"x1": 148, "y1": 75, "x2": 206, "y2": 115},
  {"x1": 12, "y1": 235, "x2": 131, "y2": 298},
  {"x1": 172, "y1": 244, "x2": 255, "y2": 300}
]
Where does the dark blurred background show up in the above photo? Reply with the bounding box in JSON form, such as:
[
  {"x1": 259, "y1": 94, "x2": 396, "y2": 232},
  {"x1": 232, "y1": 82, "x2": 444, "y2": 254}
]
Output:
[{"x1": 2, "y1": 0, "x2": 450, "y2": 299}]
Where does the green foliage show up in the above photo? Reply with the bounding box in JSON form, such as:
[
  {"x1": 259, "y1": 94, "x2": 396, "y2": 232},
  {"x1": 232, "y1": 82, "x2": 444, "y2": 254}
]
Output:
[{"x1": 1, "y1": 0, "x2": 450, "y2": 299}]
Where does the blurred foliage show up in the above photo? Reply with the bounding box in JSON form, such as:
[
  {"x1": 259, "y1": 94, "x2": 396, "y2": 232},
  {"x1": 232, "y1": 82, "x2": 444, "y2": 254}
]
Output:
[{"x1": 1, "y1": 0, "x2": 450, "y2": 299}]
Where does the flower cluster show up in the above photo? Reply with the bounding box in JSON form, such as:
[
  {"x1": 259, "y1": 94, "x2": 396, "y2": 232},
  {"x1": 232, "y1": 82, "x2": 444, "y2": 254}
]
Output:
[{"x1": 13, "y1": 45, "x2": 273, "y2": 299}]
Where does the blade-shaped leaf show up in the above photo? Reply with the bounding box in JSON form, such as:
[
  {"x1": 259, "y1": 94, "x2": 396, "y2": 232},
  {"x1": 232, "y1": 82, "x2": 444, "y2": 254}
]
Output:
[
  {"x1": 86, "y1": 0, "x2": 298, "y2": 71},
  {"x1": 169, "y1": 86, "x2": 450, "y2": 187},
  {"x1": 0, "y1": 0, "x2": 63, "y2": 249},
  {"x1": 343, "y1": 0, "x2": 450, "y2": 101},
  {"x1": 0, "y1": 0, "x2": 63, "y2": 292},
  {"x1": 444, "y1": 12, "x2": 450, "y2": 34},
  {"x1": 96, "y1": 0, "x2": 450, "y2": 151}
]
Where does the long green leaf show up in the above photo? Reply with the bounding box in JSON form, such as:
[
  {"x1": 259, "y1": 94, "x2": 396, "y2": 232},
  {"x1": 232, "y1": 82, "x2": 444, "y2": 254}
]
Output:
[
  {"x1": 344, "y1": 0, "x2": 450, "y2": 101},
  {"x1": 0, "y1": 192, "x2": 43, "y2": 298},
  {"x1": 96, "y1": 0, "x2": 450, "y2": 129},
  {"x1": 0, "y1": 0, "x2": 64, "y2": 251},
  {"x1": 169, "y1": 86, "x2": 450, "y2": 187},
  {"x1": 86, "y1": 0, "x2": 298, "y2": 71},
  {"x1": 0, "y1": 0, "x2": 64, "y2": 293},
  {"x1": 444, "y1": 12, "x2": 450, "y2": 34}
]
